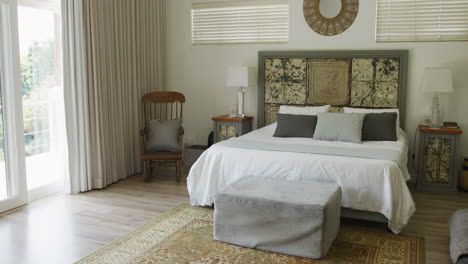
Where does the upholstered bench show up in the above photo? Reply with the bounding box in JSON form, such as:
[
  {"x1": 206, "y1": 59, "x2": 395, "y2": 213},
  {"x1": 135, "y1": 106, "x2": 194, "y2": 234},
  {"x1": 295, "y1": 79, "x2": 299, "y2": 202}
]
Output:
[{"x1": 214, "y1": 176, "x2": 341, "y2": 259}]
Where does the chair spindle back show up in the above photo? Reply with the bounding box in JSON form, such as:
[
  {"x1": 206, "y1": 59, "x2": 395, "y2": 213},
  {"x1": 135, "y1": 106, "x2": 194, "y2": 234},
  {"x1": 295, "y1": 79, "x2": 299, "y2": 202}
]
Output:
[{"x1": 142, "y1": 92, "x2": 185, "y2": 122}]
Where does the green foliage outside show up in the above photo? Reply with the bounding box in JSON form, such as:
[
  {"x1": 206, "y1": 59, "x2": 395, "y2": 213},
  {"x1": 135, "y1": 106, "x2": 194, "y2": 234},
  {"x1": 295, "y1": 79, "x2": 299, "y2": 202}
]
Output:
[
  {"x1": 22, "y1": 40, "x2": 56, "y2": 157},
  {"x1": 21, "y1": 41, "x2": 56, "y2": 98},
  {"x1": 0, "y1": 40, "x2": 56, "y2": 161}
]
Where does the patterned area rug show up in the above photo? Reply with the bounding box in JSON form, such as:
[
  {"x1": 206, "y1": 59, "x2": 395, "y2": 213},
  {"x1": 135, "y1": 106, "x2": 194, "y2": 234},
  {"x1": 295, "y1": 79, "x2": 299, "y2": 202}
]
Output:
[{"x1": 77, "y1": 204, "x2": 424, "y2": 264}]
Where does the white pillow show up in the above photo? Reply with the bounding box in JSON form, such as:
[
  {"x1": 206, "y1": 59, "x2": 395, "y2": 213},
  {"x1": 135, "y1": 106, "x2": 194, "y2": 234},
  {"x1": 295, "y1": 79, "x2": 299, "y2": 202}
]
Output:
[
  {"x1": 343, "y1": 107, "x2": 401, "y2": 135},
  {"x1": 278, "y1": 105, "x2": 330, "y2": 116}
]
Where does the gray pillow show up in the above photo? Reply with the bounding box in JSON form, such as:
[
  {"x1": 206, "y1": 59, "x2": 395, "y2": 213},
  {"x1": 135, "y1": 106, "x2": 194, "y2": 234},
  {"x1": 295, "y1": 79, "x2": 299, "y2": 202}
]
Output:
[
  {"x1": 313, "y1": 113, "x2": 366, "y2": 143},
  {"x1": 273, "y1": 114, "x2": 317, "y2": 138},
  {"x1": 362, "y1": 113, "x2": 398, "y2": 141},
  {"x1": 147, "y1": 119, "x2": 182, "y2": 151}
]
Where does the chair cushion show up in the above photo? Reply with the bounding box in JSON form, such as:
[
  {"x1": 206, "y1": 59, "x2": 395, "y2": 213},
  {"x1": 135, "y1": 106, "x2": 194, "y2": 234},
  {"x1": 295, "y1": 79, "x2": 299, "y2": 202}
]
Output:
[
  {"x1": 147, "y1": 119, "x2": 181, "y2": 151},
  {"x1": 141, "y1": 151, "x2": 182, "y2": 161}
]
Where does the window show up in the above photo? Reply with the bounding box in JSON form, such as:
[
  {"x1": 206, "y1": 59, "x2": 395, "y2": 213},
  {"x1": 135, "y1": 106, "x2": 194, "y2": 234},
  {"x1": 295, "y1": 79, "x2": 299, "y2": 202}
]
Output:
[
  {"x1": 376, "y1": 0, "x2": 468, "y2": 42},
  {"x1": 191, "y1": 0, "x2": 289, "y2": 44}
]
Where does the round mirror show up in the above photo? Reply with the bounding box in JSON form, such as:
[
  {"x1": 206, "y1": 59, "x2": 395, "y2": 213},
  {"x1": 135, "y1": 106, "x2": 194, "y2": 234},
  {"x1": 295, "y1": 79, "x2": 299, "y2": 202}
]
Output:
[
  {"x1": 319, "y1": 0, "x2": 342, "y2": 18},
  {"x1": 303, "y1": 0, "x2": 359, "y2": 36}
]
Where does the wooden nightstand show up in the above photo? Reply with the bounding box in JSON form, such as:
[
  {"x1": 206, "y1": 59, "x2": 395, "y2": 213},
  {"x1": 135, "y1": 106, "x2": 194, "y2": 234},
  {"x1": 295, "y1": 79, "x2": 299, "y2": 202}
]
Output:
[
  {"x1": 212, "y1": 115, "x2": 253, "y2": 143},
  {"x1": 417, "y1": 125, "x2": 463, "y2": 192}
]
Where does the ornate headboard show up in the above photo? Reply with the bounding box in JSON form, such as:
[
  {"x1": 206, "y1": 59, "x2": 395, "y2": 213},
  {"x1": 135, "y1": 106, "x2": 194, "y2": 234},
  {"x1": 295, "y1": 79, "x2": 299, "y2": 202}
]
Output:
[{"x1": 257, "y1": 50, "x2": 408, "y2": 129}]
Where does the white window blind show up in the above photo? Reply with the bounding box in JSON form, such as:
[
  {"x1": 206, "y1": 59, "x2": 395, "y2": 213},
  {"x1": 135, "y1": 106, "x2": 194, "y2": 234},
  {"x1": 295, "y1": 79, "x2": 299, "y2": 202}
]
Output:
[
  {"x1": 192, "y1": 0, "x2": 289, "y2": 44},
  {"x1": 376, "y1": 0, "x2": 468, "y2": 42}
]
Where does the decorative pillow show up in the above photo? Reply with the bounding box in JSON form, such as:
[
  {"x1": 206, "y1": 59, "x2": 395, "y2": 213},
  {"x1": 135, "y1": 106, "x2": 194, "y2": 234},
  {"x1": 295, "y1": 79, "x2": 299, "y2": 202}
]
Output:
[
  {"x1": 273, "y1": 114, "x2": 317, "y2": 138},
  {"x1": 313, "y1": 113, "x2": 366, "y2": 143},
  {"x1": 278, "y1": 105, "x2": 330, "y2": 116},
  {"x1": 362, "y1": 113, "x2": 398, "y2": 141},
  {"x1": 147, "y1": 119, "x2": 182, "y2": 151},
  {"x1": 343, "y1": 107, "x2": 400, "y2": 131}
]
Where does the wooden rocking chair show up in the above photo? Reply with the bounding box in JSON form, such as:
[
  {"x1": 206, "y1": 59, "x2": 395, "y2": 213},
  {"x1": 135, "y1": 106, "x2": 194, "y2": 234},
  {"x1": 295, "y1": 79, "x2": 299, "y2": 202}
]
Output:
[{"x1": 140, "y1": 91, "x2": 185, "y2": 181}]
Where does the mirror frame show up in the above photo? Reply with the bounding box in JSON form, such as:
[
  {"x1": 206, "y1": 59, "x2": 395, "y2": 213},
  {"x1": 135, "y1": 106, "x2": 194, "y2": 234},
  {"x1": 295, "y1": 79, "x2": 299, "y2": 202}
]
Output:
[{"x1": 303, "y1": 0, "x2": 359, "y2": 36}]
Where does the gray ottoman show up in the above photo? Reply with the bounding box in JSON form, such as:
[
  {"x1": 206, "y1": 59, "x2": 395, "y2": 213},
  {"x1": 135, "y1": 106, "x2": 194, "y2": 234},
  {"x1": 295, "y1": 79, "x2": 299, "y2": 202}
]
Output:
[
  {"x1": 214, "y1": 176, "x2": 341, "y2": 259},
  {"x1": 450, "y1": 209, "x2": 468, "y2": 264}
]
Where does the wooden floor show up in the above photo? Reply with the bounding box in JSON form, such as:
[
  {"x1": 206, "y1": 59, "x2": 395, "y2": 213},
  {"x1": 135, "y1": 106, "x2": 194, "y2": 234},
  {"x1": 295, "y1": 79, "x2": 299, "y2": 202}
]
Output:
[{"x1": 0, "y1": 167, "x2": 467, "y2": 264}]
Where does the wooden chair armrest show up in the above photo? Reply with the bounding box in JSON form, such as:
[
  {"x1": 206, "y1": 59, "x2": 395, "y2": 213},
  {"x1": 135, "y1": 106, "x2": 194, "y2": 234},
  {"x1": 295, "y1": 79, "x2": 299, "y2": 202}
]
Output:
[{"x1": 178, "y1": 126, "x2": 184, "y2": 136}]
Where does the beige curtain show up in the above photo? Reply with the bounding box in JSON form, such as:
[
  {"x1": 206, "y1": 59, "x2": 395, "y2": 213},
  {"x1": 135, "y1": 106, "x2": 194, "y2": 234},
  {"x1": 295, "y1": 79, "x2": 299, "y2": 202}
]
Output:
[{"x1": 83, "y1": 0, "x2": 166, "y2": 188}]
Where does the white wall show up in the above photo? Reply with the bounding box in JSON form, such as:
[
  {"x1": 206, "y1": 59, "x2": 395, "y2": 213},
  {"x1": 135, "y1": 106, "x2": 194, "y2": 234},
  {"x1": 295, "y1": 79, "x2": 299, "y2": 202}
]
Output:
[{"x1": 166, "y1": 0, "x2": 468, "y2": 178}]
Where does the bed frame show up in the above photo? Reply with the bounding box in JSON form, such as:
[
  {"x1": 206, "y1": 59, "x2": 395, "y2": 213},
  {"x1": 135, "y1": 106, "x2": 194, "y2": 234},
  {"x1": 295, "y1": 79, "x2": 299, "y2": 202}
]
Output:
[{"x1": 257, "y1": 50, "x2": 409, "y2": 223}]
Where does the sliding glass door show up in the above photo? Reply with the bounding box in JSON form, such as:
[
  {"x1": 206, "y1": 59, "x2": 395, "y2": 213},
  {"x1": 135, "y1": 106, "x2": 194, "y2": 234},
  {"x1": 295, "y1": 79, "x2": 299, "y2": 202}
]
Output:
[
  {"x1": 0, "y1": 0, "x2": 28, "y2": 213},
  {"x1": 17, "y1": 0, "x2": 65, "y2": 200},
  {"x1": 0, "y1": 0, "x2": 64, "y2": 213}
]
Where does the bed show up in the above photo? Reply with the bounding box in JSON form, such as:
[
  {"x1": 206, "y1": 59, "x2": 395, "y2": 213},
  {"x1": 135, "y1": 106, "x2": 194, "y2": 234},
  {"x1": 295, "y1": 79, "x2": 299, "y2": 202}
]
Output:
[{"x1": 187, "y1": 50, "x2": 415, "y2": 234}]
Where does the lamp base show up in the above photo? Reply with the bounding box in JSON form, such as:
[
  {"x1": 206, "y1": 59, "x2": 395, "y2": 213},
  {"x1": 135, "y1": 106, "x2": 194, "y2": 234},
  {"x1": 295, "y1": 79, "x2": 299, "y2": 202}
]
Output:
[
  {"x1": 430, "y1": 93, "x2": 440, "y2": 128},
  {"x1": 237, "y1": 87, "x2": 246, "y2": 117}
]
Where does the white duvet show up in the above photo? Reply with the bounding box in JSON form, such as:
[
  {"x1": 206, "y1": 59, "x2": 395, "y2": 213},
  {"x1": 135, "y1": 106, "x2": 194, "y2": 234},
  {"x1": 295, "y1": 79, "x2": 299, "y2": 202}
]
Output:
[{"x1": 187, "y1": 123, "x2": 415, "y2": 233}]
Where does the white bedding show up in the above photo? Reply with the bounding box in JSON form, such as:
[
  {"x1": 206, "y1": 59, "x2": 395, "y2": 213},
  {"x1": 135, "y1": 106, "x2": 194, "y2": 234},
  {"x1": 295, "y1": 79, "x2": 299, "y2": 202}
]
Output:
[{"x1": 187, "y1": 123, "x2": 415, "y2": 234}]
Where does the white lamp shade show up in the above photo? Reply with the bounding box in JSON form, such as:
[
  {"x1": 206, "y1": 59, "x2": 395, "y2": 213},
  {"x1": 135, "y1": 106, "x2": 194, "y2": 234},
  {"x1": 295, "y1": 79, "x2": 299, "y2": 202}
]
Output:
[
  {"x1": 226, "y1": 66, "x2": 249, "y2": 87},
  {"x1": 422, "y1": 68, "x2": 453, "y2": 93}
]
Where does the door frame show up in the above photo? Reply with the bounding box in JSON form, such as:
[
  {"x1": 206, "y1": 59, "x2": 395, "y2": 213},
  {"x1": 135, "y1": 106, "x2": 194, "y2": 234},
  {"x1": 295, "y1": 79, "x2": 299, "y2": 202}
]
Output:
[
  {"x1": 17, "y1": 0, "x2": 65, "y2": 201},
  {"x1": 0, "y1": 0, "x2": 28, "y2": 213}
]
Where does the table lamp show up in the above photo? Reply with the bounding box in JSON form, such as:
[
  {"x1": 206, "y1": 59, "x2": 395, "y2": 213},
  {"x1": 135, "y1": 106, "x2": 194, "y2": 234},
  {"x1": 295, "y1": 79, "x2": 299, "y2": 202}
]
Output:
[
  {"x1": 422, "y1": 68, "x2": 453, "y2": 128},
  {"x1": 226, "y1": 66, "x2": 248, "y2": 118}
]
